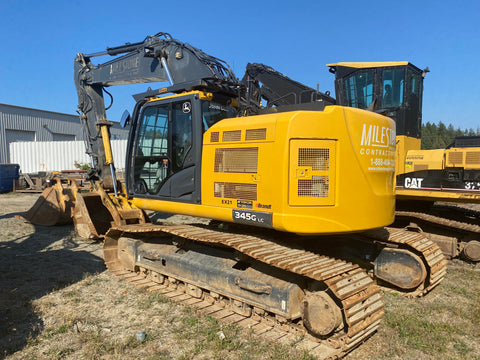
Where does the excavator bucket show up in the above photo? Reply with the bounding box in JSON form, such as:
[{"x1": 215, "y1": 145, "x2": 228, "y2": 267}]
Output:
[
  {"x1": 24, "y1": 178, "x2": 149, "y2": 239},
  {"x1": 23, "y1": 181, "x2": 76, "y2": 226},
  {"x1": 73, "y1": 192, "x2": 114, "y2": 239},
  {"x1": 23, "y1": 176, "x2": 114, "y2": 237}
]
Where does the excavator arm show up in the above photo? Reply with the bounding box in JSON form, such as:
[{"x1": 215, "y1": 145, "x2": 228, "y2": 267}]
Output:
[
  {"x1": 25, "y1": 32, "x2": 242, "y2": 228},
  {"x1": 73, "y1": 32, "x2": 239, "y2": 186}
]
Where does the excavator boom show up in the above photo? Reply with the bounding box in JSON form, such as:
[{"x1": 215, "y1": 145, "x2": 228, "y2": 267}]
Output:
[
  {"x1": 74, "y1": 32, "x2": 239, "y2": 184},
  {"x1": 243, "y1": 63, "x2": 335, "y2": 109}
]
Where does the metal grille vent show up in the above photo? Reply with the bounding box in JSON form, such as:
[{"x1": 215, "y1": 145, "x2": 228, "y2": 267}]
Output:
[
  {"x1": 222, "y1": 130, "x2": 242, "y2": 142},
  {"x1": 299, "y1": 148, "x2": 329, "y2": 170},
  {"x1": 214, "y1": 182, "x2": 257, "y2": 200},
  {"x1": 245, "y1": 128, "x2": 267, "y2": 141},
  {"x1": 210, "y1": 132, "x2": 219, "y2": 142},
  {"x1": 214, "y1": 148, "x2": 258, "y2": 173},
  {"x1": 289, "y1": 139, "x2": 335, "y2": 206},
  {"x1": 298, "y1": 176, "x2": 329, "y2": 198},
  {"x1": 448, "y1": 152, "x2": 463, "y2": 164},
  {"x1": 466, "y1": 151, "x2": 480, "y2": 165}
]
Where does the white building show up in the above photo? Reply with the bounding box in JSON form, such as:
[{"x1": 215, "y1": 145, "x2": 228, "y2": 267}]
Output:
[{"x1": 0, "y1": 103, "x2": 129, "y2": 169}]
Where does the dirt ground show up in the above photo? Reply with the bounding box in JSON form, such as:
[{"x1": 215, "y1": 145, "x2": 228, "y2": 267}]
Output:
[
  {"x1": 0, "y1": 193, "x2": 479, "y2": 360},
  {"x1": 0, "y1": 193, "x2": 104, "y2": 356}
]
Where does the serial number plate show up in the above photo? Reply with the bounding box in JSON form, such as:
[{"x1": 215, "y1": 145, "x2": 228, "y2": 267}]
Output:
[{"x1": 232, "y1": 209, "x2": 273, "y2": 228}]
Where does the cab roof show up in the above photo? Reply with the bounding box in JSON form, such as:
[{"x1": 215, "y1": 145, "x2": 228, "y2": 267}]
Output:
[{"x1": 326, "y1": 61, "x2": 410, "y2": 69}]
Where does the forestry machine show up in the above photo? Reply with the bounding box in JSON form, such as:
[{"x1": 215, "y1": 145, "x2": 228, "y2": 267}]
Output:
[
  {"x1": 24, "y1": 33, "x2": 446, "y2": 357},
  {"x1": 328, "y1": 62, "x2": 480, "y2": 262}
]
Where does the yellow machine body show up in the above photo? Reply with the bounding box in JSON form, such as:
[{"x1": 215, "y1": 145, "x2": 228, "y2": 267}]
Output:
[
  {"x1": 395, "y1": 135, "x2": 422, "y2": 176},
  {"x1": 445, "y1": 146, "x2": 480, "y2": 170},
  {"x1": 396, "y1": 134, "x2": 480, "y2": 202},
  {"x1": 132, "y1": 104, "x2": 396, "y2": 235},
  {"x1": 24, "y1": 91, "x2": 395, "y2": 237},
  {"x1": 329, "y1": 61, "x2": 480, "y2": 204}
]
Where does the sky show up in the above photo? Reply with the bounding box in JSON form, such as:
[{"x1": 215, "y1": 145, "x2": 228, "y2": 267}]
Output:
[{"x1": 0, "y1": 0, "x2": 479, "y2": 131}]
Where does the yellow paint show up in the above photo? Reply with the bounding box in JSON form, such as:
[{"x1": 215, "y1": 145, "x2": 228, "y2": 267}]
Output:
[
  {"x1": 133, "y1": 104, "x2": 396, "y2": 235},
  {"x1": 327, "y1": 61, "x2": 410, "y2": 69},
  {"x1": 405, "y1": 149, "x2": 444, "y2": 171},
  {"x1": 396, "y1": 136, "x2": 480, "y2": 203},
  {"x1": 147, "y1": 90, "x2": 212, "y2": 103},
  {"x1": 100, "y1": 125, "x2": 113, "y2": 165},
  {"x1": 445, "y1": 147, "x2": 480, "y2": 169},
  {"x1": 396, "y1": 188, "x2": 480, "y2": 202},
  {"x1": 395, "y1": 135, "x2": 421, "y2": 176}
]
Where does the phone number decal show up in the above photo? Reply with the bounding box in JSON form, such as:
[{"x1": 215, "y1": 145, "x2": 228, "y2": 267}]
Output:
[{"x1": 232, "y1": 209, "x2": 273, "y2": 228}]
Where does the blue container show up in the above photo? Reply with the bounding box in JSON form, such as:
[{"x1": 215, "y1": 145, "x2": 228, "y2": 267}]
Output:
[{"x1": 0, "y1": 164, "x2": 20, "y2": 193}]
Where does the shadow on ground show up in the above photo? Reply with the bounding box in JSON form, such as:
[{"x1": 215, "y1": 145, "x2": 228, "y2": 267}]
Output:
[{"x1": 0, "y1": 212, "x2": 105, "y2": 358}]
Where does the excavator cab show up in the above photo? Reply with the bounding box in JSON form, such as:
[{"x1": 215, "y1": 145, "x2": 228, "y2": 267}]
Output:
[{"x1": 127, "y1": 90, "x2": 237, "y2": 202}]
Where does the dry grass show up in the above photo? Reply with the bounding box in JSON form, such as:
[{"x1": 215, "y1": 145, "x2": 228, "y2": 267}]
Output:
[
  {"x1": 8, "y1": 273, "x2": 316, "y2": 360},
  {"x1": 346, "y1": 260, "x2": 480, "y2": 360},
  {"x1": 1, "y1": 193, "x2": 479, "y2": 359}
]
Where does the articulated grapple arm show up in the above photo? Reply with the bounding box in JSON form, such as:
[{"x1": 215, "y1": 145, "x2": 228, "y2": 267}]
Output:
[{"x1": 242, "y1": 63, "x2": 336, "y2": 112}]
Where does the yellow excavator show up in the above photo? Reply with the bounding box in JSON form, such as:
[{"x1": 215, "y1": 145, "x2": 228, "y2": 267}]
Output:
[
  {"x1": 328, "y1": 62, "x2": 480, "y2": 262},
  {"x1": 24, "y1": 33, "x2": 446, "y2": 357}
]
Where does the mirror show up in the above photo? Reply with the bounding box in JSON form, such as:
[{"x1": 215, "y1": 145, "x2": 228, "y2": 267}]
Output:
[{"x1": 120, "y1": 110, "x2": 131, "y2": 127}]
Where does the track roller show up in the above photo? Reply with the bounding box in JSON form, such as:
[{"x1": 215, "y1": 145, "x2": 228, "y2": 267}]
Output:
[{"x1": 302, "y1": 291, "x2": 343, "y2": 337}]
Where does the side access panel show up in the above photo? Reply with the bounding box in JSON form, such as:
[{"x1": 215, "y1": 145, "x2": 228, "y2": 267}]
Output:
[{"x1": 289, "y1": 139, "x2": 336, "y2": 206}]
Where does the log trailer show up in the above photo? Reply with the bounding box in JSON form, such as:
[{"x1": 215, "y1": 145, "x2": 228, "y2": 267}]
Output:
[{"x1": 24, "y1": 33, "x2": 447, "y2": 357}]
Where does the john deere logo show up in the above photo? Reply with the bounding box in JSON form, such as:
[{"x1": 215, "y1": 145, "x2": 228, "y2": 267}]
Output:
[{"x1": 182, "y1": 102, "x2": 191, "y2": 113}]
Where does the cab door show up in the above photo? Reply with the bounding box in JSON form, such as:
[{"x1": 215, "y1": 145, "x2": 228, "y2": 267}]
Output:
[{"x1": 128, "y1": 94, "x2": 201, "y2": 203}]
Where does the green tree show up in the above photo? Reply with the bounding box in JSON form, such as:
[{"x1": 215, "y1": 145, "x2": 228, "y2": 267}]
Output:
[
  {"x1": 421, "y1": 121, "x2": 435, "y2": 149},
  {"x1": 420, "y1": 121, "x2": 475, "y2": 149}
]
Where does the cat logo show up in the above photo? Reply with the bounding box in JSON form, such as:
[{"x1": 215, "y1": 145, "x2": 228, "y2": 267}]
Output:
[{"x1": 404, "y1": 177, "x2": 424, "y2": 189}]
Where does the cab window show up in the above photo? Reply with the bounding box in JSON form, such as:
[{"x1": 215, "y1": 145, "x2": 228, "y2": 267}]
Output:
[
  {"x1": 381, "y1": 69, "x2": 405, "y2": 108},
  {"x1": 172, "y1": 102, "x2": 192, "y2": 171},
  {"x1": 343, "y1": 71, "x2": 374, "y2": 109},
  {"x1": 405, "y1": 69, "x2": 422, "y2": 137},
  {"x1": 133, "y1": 105, "x2": 169, "y2": 194},
  {"x1": 201, "y1": 101, "x2": 237, "y2": 131}
]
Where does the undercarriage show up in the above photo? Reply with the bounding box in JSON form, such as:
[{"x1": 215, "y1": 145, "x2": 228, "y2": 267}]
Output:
[
  {"x1": 394, "y1": 203, "x2": 480, "y2": 262},
  {"x1": 103, "y1": 222, "x2": 447, "y2": 358}
]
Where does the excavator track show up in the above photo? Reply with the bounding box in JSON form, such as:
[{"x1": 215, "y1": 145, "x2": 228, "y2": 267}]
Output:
[
  {"x1": 365, "y1": 227, "x2": 448, "y2": 297},
  {"x1": 298, "y1": 226, "x2": 447, "y2": 297},
  {"x1": 396, "y1": 210, "x2": 480, "y2": 233},
  {"x1": 395, "y1": 208, "x2": 480, "y2": 262},
  {"x1": 103, "y1": 223, "x2": 385, "y2": 359},
  {"x1": 436, "y1": 204, "x2": 480, "y2": 221}
]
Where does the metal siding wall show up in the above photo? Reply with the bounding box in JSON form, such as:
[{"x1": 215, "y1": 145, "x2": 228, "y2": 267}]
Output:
[
  {"x1": 110, "y1": 126, "x2": 130, "y2": 140},
  {"x1": 111, "y1": 140, "x2": 128, "y2": 169},
  {"x1": 0, "y1": 111, "x2": 6, "y2": 163},
  {"x1": 1, "y1": 107, "x2": 81, "y2": 141},
  {"x1": 1, "y1": 104, "x2": 129, "y2": 164},
  {"x1": 10, "y1": 140, "x2": 127, "y2": 174}
]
